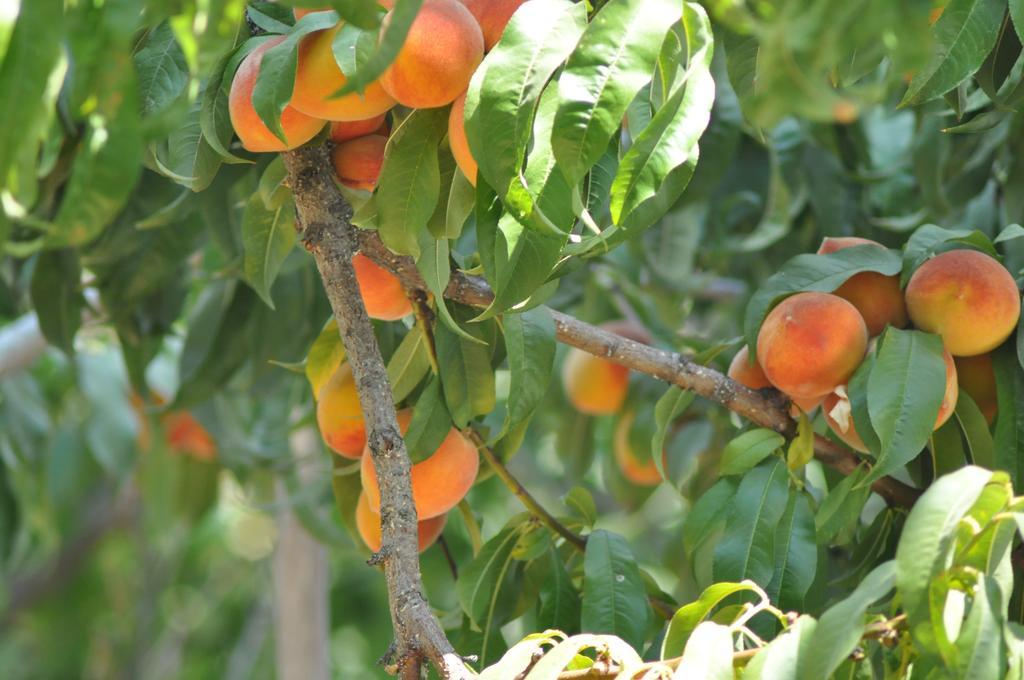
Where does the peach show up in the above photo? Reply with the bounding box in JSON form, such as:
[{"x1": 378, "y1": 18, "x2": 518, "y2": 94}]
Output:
[
  {"x1": 329, "y1": 114, "x2": 389, "y2": 142},
  {"x1": 331, "y1": 134, "x2": 387, "y2": 191},
  {"x1": 361, "y1": 411, "x2": 479, "y2": 519},
  {"x1": 817, "y1": 237, "x2": 908, "y2": 336},
  {"x1": 448, "y1": 91, "x2": 476, "y2": 184},
  {"x1": 955, "y1": 353, "x2": 997, "y2": 424},
  {"x1": 292, "y1": 24, "x2": 396, "y2": 121},
  {"x1": 229, "y1": 37, "x2": 325, "y2": 152},
  {"x1": 355, "y1": 490, "x2": 447, "y2": 553},
  {"x1": 459, "y1": 0, "x2": 527, "y2": 50},
  {"x1": 757, "y1": 292, "x2": 868, "y2": 400},
  {"x1": 317, "y1": 363, "x2": 366, "y2": 458},
  {"x1": 562, "y1": 321, "x2": 651, "y2": 416},
  {"x1": 823, "y1": 348, "x2": 958, "y2": 451},
  {"x1": 380, "y1": 0, "x2": 484, "y2": 108},
  {"x1": 163, "y1": 412, "x2": 218, "y2": 462},
  {"x1": 905, "y1": 249, "x2": 1021, "y2": 356},
  {"x1": 293, "y1": 7, "x2": 327, "y2": 20},
  {"x1": 352, "y1": 252, "x2": 413, "y2": 320},
  {"x1": 613, "y1": 412, "x2": 664, "y2": 486},
  {"x1": 727, "y1": 346, "x2": 821, "y2": 416}
]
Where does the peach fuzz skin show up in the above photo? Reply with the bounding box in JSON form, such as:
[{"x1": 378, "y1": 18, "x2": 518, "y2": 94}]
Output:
[
  {"x1": 331, "y1": 134, "x2": 388, "y2": 191},
  {"x1": 757, "y1": 292, "x2": 868, "y2": 401},
  {"x1": 459, "y1": 0, "x2": 527, "y2": 50},
  {"x1": 613, "y1": 412, "x2": 664, "y2": 487},
  {"x1": 292, "y1": 24, "x2": 396, "y2": 121},
  {"x1": 228, "y1": 38, "x2": 325, "y2": 152},
  {"x1": 361, "y1": 411, "x2": 480, "y2": 520},
  {"x1": 380, "y1": 0, "x2": 484, "y2": 109},
  {"x1": 330, "y1": 114, "x2": 389, "y2": 143},
  {"x1": 955, "y1": 353, "x2": 997, "y2": 424},
  {"x1": 355, "y1": 490, "x2": 446, "y2": 553},
  {"x1": 316, "y1": 363, "x2": 365, "y2": 458},
  {"x1": 905, "y1": 249, "x2": 1021, "y2": 357},
  {"x1": 448, "y1": 91, "x2": 477, "y2": 184},
  {"x1": 727, "y1": 346, "x2": 821, "y2": 416},
  {"x1": 823, "y1": 348, "x2": 958, "y2": 453},
  {"x1": 817, "y1": 237, "x2": 908, "y2": 336},
  {"x1": 352, "y1": 252, "x2": 413, "y2": 321}
]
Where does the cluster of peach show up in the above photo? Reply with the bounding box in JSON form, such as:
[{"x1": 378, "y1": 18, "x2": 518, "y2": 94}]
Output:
[
  {"x1": 229, "y1": 0, "x2": 522, "y2": 190},
  {"x1": 728, "y1": 238, "x2": 1020, "y2": 451},
  {"x1": 560, "y1": 322, "x2": 670, "y2": 487}
]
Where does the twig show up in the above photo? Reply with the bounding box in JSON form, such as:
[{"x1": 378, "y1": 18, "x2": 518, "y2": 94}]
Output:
[
  {"x1": 437, "y1": 535, "x2": 459, "y2": 581},
  {"x1": 282, "y1": 144, "x2": 472, "y2": 679},
  {"x1": 355, "y1": 230, "x2": 920, "y2": 510},
  {"x1": 472, "y1": 431, "x2": 587, "y2": 552}
]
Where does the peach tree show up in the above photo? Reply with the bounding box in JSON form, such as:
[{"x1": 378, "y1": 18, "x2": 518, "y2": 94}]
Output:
[{"x1": 2, "y1": 0, "x2": 1024, "y2": 678}]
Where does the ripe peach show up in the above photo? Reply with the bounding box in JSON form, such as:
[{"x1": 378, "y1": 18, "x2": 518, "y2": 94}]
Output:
[
  {"x1": 955, "y1": 353, "x2": 997, "y2": 424},
  {"x1": 229, "y1": 37, "x2": 326, "y2": 152},
  {"x1": 459, "y1": 0, "x2": 527, "y2": 50},
  {"x1": 164, "y1": 412, "x2": 218, "y2": 462},
  {"x1": 448, "y1": 91, "x2": 476, "y2": 184},
  {"x1": 905, "y1": 249, "x2": 1021, "y2": 357},
  {"x1": 292, "y1": 24, "x2": 396, "y2": 121},
  {"x1": 380, "y1": 0, "x2": 484, "y2": 109},
  {"x1": 817, "y1": 237, "x2": 908, "y2": 336},
  {"x1": 355, "y1": 490, "x2": 447, "y2": 553},
  {"x1": 562, "y1": 322, "x2": 651, "y2": 416},
  {"x1": 331, "y1": 134, "x2": 387, "y2": 191},
  {"x1": 613, "y1": 412, "x2": 664, "y2": 486},
  {"x1": 317, "y1": 363, "x2": 366, "y2": 458},
  {"x1": 361, "y1": 411, "x2": 479, "y2": 520},
  {"x1": 823, "y1": 347, "x2": 958, "y2": 451},
  {"x1": 727, "y1": 346, "x2": 821, "y2": 416},
  {"x1": 329, "y1": 114, "x2": 389, "y2": 143},
  {"x1": 352, "y1": 252, "x2": 413, "y2": 320},
  {"x1": 757, "y1": 292, "x2": 868, "y2": 400}
]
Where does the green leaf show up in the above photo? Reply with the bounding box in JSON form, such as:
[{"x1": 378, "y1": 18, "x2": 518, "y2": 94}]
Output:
[
  {"x1": 797, "y1": 561, "x2": 896, "y2": 680},
  {"x1": 386, "y1": 326, "x2": 431, "y2": 403},
  {"x1": 377, "y1": 108, "x2": 448, "y2": 257},
  {"x1": 719, "y1": 429, "x2": 784, "y2": 476},
  {"x1": 743, "y1": 245, "x2": 902, "y2": 352},
  {"x1": 134, "y1": 21, "x2": 190, "y2": 121},
  {"x1": 164, "y1": 97, "x2": 222, "y2": 192},
  {"x1": 499, "y1": 308, "x2": 556, "y2": 439},
  {"x1": 1013, "y1": 0, "x2": 1024, "y2": 43},
  {"x1": 994, "y1": 346, "x2": 1024, "y2": 487},
  {"x1": 713, "y1": 458, "x2": 789, "y2": 585},
  {"x1": 0, "y1": 0, "x2": 63, "y2": 191},
  {"x1": 475, "y1": 213, "x2": 566, "y2": 318},
  {"x1": 610, "y1": 2, "x2": 714, "y2": 231},
  {"x1": 580, "y1": 530, "x2": 650, "y2": 650},
  {"x1": 673, "y1": 622, "x2": 734, "y2": 680},
  {"x1": 48, "y1": 71, "x2": 143, "y2": 248},
  {"x1": 258, "y1": 156, "x2": 290, "y2": 209},
  {"x1": 766, "y1": 489, "x2": 816, "y2": 611},
  {"x1": 651, "y1": 386, "x2": 694, "y2": 479},
  {"x1": 445, "y1": 170, "x2": 475, "y2": 239},
  {"x1": 682, "y1": 477, "x2": 738, "y2": 558},
  {"x1": 537, "y1": 548, "x2": 580, "y2": 633},
  {"x1": 457, "y1": 525, "x2": 521, "y2": 627},
  {"x1": 241, "y1": 194, "x2": 296, "y2": 308},
  {"x1": 815, "y1": 466, "x2": 871, "y2": 545},
  {"x1": 953, "y1": 575, "x2": 1004, "y2": 679},
  {"x1": 330, "y1": 0, "x2": 423, "y2": 97},
  {"x1": 746, "y1": 615, "x2": 818, "y2": 680},
  {"x1": 552, "y1": 0, "x2": 682, "y2": 187},
  {"x1": 895, "y1": 466, "x2": 993, "y2": 653},
  {"x1": 331, "y1": 22, "x2": 376, "y2": 78},
  {"x1": 900, "y1": 0, "x2": 1005, "y2": 106},
  {"x1": 305, "y1": 319, "x2": 344, "y2": 397},
  {"x1": 415, "y1": 234, "x2": 480, "y2": 344},
  {"x1": 325, "y1": 0, "x2": 381, "y2": 30},
  {"x1": 201, "y1": 41, "x2": 262, "y2": 164},
  {"x1": 434, "y1": 310, "x2": 496, "y2": 428},
  {"x1": 29, "y1": 250, "x2": 83, "y2": 355},
  {"x1": 846, "y1": 353, "x2": 881, "y2": 455},
  {"x1": 563, "y1": 486, "x2": 597, "y2": 528},
  {"x1": 404, "y1": 378, "x2": 452, "y2": 463},
  {"x1": 863, "y1": 329, "x2": 947, "y2": 485},
  {"x1": 465, "y1": 0, "x2": 587, "y2": 199},
  {"x1": 954, "y1": 391, "x2": 995, "y2": 469},
  {"x1": 662, "y1": 581, "x2": 759, "y2": 658}
]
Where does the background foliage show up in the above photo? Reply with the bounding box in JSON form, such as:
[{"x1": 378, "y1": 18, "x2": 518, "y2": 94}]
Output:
[{"x1": 2, "y1": 0, "x2": 1024, "y2": 677}]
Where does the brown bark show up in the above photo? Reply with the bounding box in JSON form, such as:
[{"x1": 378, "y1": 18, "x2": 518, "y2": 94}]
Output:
[{"x1": 282, "y1": 145, "x2": 471, "y2": 679}]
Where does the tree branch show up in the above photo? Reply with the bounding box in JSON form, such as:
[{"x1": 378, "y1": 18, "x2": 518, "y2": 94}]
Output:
[
  {"x1": 282, "y1": 145, "x2": 471, "y2": 679},
  {"x1": 355, "y1": 230, "x2": 920, "y2": 509}
]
